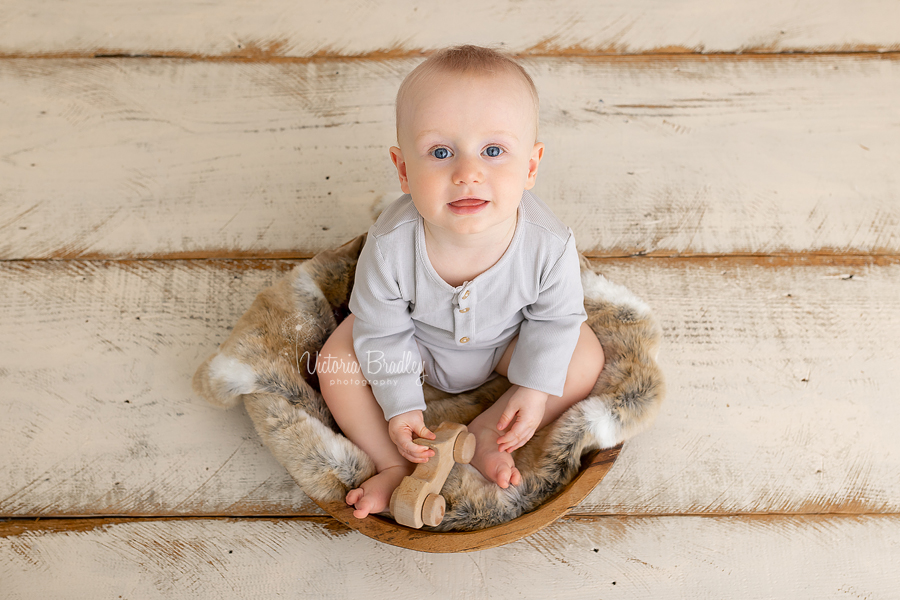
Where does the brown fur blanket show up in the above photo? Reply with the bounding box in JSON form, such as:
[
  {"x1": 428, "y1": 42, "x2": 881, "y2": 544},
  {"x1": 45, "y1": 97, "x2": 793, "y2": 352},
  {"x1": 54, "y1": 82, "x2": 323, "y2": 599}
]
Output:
[{"x1": 193, "y1": 235, "x2": 664, "y2": 531}]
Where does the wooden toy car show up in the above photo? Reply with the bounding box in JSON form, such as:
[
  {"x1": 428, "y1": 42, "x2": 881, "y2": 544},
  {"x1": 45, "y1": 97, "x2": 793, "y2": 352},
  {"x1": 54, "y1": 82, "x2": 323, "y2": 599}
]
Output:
[{"x1": 390, "y1": 422, "x2": 477, "y2": 529}]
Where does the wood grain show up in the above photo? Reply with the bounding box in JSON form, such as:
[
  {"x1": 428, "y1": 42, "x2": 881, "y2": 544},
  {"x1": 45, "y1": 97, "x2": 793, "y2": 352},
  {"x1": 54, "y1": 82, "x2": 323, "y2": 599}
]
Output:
[
  {"x1": 0, "y1": 259, "x2": 320, "y2": 517},
  {"x1": 0, "y1": 1, "x2": 897, "y2": 58},
  {"x1": 1, "y1": 258, "x2": 898, "y2": 518},
  {"x1": 581, "y1": 256, "x2": 900, "y2": 515},
  {"x1": 1, "y1": 55, "x2": 899, "y2": 259},
  {"x1": 2, "y1": 515, "x2": 898, "y2": 598}
]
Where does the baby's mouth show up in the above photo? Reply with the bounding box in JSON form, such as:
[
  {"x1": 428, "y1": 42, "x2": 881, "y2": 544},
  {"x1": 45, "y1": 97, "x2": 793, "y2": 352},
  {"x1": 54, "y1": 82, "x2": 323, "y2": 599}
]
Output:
[
  {"x1": 447, "y1": 197, "x2": 489, "y2": 215},
  {"x1": 448, "y1": 198, "x2": 488, "y2": 208}
]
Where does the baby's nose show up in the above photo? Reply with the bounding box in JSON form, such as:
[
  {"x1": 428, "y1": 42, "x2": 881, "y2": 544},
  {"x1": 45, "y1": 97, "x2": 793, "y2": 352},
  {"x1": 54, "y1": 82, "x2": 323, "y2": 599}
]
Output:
[{"x1": 452, "y1": 155, "x2": 484, "y2": 185}]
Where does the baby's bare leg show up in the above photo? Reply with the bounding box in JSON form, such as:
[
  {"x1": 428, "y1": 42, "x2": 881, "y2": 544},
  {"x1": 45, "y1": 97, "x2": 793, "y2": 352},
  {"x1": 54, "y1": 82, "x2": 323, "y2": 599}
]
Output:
[
  {"x1": 317, "y1": 315, "x2": 414, "y2": 518},
  {"x1": 468, "y1": 322, "x2": 605, "y2": 487}
]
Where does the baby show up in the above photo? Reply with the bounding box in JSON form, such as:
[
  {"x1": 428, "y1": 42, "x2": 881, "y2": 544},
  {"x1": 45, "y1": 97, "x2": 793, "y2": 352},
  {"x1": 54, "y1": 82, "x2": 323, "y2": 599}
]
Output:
[{"x1": 317, "y1": 45, "x2": 605, "y2": 520}]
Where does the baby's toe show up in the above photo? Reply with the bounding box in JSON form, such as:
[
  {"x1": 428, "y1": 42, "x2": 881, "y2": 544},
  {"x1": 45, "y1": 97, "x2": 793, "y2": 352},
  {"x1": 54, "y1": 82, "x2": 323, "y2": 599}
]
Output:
[
  {"x1": 351, "y1": 494, "x2": 375, "y2": 519},
  {"x1": 346, "y1": 487, "x2": 364, "y2": 507},
  {"x1": 348, "y1": 487, "x2": 378, "y2": 518},
  {"x1": 494, "y1": 464, "x2": 513, "y2": 489},
  {"x1": 509, "y1": 467, "x2": 522, "y2": 487},
  {"x1": 355, "y1": 491, "x2": 388, "y2": 519}
]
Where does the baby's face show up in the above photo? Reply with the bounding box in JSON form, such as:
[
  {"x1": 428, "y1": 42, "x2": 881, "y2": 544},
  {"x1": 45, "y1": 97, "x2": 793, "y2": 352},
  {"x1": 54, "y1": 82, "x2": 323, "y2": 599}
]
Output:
[{"x1": 390, "y1": 71, "x2": 543, "y2": 238}]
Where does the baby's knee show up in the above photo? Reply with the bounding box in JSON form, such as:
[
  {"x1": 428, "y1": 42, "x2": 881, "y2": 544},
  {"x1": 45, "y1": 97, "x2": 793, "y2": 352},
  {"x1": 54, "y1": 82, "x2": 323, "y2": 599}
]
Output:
[
  {"x1": 585, "y1": 329, "x2": 605, "y2": 381},
  {"x1": 567, "y1": 324, "x2": 605, "y2": 398},
  {"x1": 316, "y1": 316, "x2": 359, "y2": 382}
]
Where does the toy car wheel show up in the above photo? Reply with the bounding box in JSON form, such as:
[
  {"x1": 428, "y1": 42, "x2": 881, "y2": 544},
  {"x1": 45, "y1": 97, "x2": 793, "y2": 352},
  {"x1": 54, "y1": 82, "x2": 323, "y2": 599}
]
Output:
[
  {"x1": 453, "y1": 432, "x2": 476, "y2": 464},
  {"x1": 421, "y1": 493, "x2": 446, "y2": 527}
]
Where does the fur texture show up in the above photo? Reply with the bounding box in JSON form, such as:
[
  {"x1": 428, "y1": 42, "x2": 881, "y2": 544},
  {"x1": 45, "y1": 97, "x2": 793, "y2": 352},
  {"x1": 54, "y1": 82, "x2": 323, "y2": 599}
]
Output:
[{"x1": 193, "y1": 235, "x2": 665, "y2": 531}]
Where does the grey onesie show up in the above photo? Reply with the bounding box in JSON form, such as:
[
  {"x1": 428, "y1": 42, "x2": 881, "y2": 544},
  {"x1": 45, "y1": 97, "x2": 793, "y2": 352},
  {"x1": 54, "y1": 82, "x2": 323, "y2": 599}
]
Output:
[{"x1": 349, "y1": 191, "x2": 587, "y2": 420}]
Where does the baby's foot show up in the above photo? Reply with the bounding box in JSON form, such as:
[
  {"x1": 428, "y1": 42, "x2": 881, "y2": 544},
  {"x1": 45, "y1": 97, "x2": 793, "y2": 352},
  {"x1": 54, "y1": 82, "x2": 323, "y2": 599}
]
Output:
[
  {"x1": 468, "y1": 425, "x2": 522, "y2": 489},
  {"x1": 345, "y1": 463, "x2": 414, "y2": 519}
]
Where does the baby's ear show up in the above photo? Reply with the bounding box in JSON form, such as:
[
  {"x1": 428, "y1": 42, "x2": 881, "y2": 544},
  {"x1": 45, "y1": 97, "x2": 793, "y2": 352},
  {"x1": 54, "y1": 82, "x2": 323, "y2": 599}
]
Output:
[
  {"x1": 390, "y1": 146, "x2": 411, "y2": 194},
  {"x1": 525, "y1": 142, "x2": 544, "y2": 189}
]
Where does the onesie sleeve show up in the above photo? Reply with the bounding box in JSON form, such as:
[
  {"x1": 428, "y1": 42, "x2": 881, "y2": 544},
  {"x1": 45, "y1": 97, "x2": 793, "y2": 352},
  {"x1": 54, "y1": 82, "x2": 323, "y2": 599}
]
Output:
[
  {"x1": 348, "y1": 235, "x2": 426, "y2": 420},
  {"x1": 506, "y1": 233, "x2": 587, "y2": 397}
]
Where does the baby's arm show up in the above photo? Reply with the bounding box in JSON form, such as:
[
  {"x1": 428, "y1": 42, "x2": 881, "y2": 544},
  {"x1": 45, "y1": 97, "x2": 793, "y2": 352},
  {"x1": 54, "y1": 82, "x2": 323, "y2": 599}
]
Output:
[
  {"x1": 501, "y1": 234, "x2": 587, "y2": 450},
  {"x1": 350, "y1": 235, "x2": 432, "y2": 459}
]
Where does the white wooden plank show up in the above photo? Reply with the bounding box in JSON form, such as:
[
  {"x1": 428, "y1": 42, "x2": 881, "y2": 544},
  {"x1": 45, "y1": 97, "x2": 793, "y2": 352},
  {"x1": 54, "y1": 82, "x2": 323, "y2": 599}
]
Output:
[
  {"x1": 1, "y1": 259, "x2": 898, "y2": 517},
  {"x1": 581, "y1": 257, "x2": 900, "y2": 514},
  {"x1": 2, "y1": 55, "x2": 898, "y2": 259},
  {"x1": 0, "y1": 260, "x2": 320, "y2": 516},
  {"x1": 0, "y1": 0, "x2": 897, "y2": 57},
  {"x1": 1, "y1": 516, "x2": 898, "y2": 598}
]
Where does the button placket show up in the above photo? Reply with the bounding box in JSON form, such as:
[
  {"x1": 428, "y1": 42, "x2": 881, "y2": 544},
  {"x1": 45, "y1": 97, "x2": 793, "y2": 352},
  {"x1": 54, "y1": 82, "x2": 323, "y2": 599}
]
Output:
[{"x1": 453, "y1": 283, "x2": 475, "y2": 346}]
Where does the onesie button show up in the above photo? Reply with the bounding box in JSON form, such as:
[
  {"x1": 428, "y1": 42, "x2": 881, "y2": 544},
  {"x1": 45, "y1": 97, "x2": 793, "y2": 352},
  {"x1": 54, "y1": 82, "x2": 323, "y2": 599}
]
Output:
[
  {"x1": 458, "y1": 308, "x2": 469, "y2": 313},
  {"x1": 459, "y1": 337, "x2": 469, "y2": 344},
  {"x1": 461, "y1": 290, "x2": 470, "y2": 300}
]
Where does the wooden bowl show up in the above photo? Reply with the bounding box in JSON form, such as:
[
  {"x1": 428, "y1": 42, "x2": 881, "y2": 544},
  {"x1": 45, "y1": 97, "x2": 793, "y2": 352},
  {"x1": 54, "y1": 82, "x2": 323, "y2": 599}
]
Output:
[{"x1": 314, "y1": 443, "x2": 622, "y2": 553}]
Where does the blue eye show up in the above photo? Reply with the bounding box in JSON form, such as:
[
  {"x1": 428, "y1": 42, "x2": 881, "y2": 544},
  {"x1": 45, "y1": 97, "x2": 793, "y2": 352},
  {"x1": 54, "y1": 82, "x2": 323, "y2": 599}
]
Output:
[
  {"x1": 431, "y1": 147, "x2": 451, "y2": 159},
  {"x1": 484, "y1": 146, "x2": 503, "y2": 157}
]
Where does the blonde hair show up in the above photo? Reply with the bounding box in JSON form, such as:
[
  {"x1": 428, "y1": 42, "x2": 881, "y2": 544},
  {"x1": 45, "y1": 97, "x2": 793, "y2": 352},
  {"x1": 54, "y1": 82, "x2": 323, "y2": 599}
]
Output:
[{"x1": 395, "y1": 45, "x2": 540, "y2": 141}]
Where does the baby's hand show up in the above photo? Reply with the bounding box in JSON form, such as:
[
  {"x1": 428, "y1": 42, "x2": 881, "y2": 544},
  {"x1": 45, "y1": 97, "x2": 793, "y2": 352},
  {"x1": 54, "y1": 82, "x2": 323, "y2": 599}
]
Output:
[
  {"x1": 388, "y1": 410, "x2": 436, "y2": 463},
  {"x1": 496, "y1": 387, "x2": 549, "y2": 453}
]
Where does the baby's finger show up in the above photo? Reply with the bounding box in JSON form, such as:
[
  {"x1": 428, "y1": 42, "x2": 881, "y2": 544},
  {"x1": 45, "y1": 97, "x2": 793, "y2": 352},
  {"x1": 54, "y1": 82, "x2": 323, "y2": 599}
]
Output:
[
  {"x1": 402, "y1": 440, "x2": 434, "y2": 461},
  {"x1": 498, "y1": 439, "x2": 521, "y2": 454},
  {"x1": 501, "y1": 433, "x2": 531, "y2": 453},
  {"x1": 403, "y1": 449, "x2": 431, "y2": 463},
  {"x1": 398, "y1": 445, "x2": 424, "y2": 463},
  {"x1": 401, "y1": 449, "x2": 426, "y2": 463},
  {"x1": 499, "y1": 440, "x2": 522, "y2": 454},
  {"x1": 498, "y1": 423, "x2": 534, "y2": 453},
  {"x1": 496, "y1": 432, "x2": 520, "y2": 453},
  {"x1": 496, "y1": 407, "x2": 518, "y2": 432},
  {"x1": 498, "y1": 429, "x2": 524, "y2": 450},
  {"x1": 496, "y1": 429, "x2": 514, "y2": 446},
  {"x1": 416, "y1": 425, "x2": 436, "y2": 440},
  {"x1": 498, "y1": 419, "x2": 528, "y2": 442}
]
